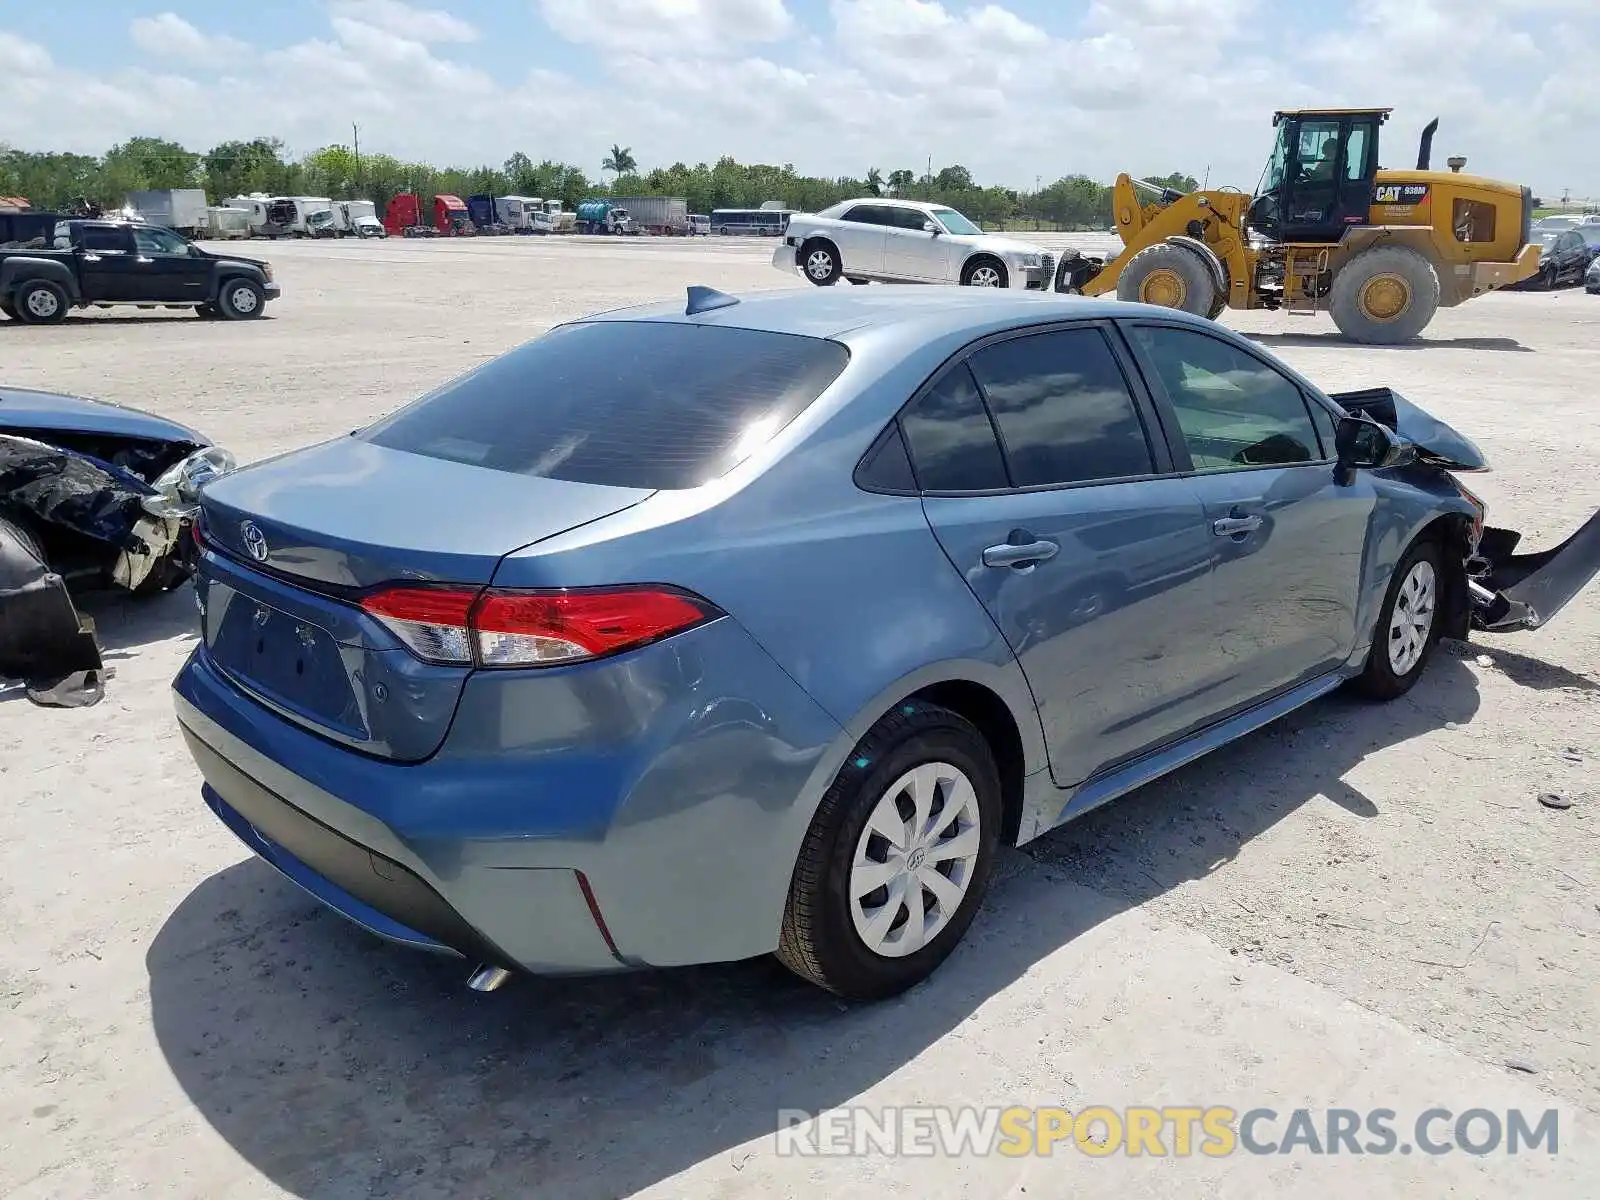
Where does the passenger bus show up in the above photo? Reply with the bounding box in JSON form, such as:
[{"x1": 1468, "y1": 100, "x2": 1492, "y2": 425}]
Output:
[{"x1": 709, "y1": 208, "x2": 790, "y2": 236}]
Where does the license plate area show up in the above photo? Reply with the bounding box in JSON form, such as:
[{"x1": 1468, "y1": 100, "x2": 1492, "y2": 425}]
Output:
[{"x1": 208, "y1": 593, "x2": 368, "y2": 739}]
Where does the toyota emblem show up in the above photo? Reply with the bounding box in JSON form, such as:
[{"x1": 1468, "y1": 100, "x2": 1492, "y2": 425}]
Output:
[{"x1": 240, "y1": 520, "x2": 269, "y2": 562}]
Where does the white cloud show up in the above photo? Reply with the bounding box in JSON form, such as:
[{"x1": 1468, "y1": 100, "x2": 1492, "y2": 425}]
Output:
[
  {"x1": 328, "y1": 0, "x2": 479, "y2": 43},
  {"x1": 1, "y1": 0, "x2": 1596, "y2": 198},
  {"x1": 538, "y1": 0, "x2": 793, "y2": 53},
  {"x1": 129, "y1": 13, "x2": 249, "y2": 59}
]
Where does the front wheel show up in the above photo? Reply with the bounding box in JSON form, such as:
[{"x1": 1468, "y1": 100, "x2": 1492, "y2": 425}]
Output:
[
  {"x1": 1351, "y1": 536, "x2": 1443, "y2": 701},
  {"x1": 217, "y1": 278, "x2": 265, "y2": 320},
  {"x1": 13, "y1": 279, "x2": 69, "y2": 325},
  {"x1": 777, "y1": 703, "x2": 1002, "y2": 1001},
  {"x1": 961, "y1": 257, "x2": 1008, "y2": 288}
]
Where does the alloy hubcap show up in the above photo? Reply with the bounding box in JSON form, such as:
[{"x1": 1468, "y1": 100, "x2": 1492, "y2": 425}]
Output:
[
  {"x1": 26, "y1": 290, "x2": 59, "y2": 317},
  {"x1": 1388, "y1": 559, "x2": 1436, "y2": 675},
  {"x1": 969, "y1": 266, "x2": 1002, "y2": 287},
  {"x1": 806, "y1": 250, "x2": 834, "y2": 280},
  {"x1": 1361, "y1": 274, "x2": 1410, "y2": 321},
  {"x1": 850, "y1": 762, "x2": 982, "y2": 958},
  {"x1": 1139, "y1": 268, "x2": 1186, "y2": 307},
  {"x1": 231, "y1": 287, "x2": 258, "y2": 313}
]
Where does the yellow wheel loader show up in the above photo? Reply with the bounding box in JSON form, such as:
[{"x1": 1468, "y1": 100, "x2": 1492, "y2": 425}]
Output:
[{"x1": 1056, "y1": 110, "x2": 1542, "y2": 344}]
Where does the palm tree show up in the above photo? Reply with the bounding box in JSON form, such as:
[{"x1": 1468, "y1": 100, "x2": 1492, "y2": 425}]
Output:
[
  {"x1": 602, "y1": 144, "x2": 637, "y2": 181},
  {"x1": 865, "y1": 166, "x2": 883, "y2": 197}
]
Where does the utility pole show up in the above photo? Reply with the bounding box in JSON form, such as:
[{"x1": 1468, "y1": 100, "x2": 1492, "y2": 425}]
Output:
[{"x1": 352, "y1": 123, "x2": 362, "y2": 190}]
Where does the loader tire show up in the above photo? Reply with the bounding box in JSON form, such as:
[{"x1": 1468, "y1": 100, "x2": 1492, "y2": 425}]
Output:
[
  {"x1": 1206, "y1": 261, "x2": 1231, "y2": 320},
  {"x1": 1329, "y1": 246, "x2": 1440, "y2": 345},
  {"x1": 1116, "y1": 243, "x2": 1217, "y2": 316}
]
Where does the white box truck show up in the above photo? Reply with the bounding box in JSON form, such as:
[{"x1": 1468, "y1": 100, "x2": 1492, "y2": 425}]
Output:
[{"x1": 126, "y1": 189, "x2": 209, "y2": 236}]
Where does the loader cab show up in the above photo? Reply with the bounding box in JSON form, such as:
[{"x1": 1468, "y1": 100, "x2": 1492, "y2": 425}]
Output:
[{"x1": 1248, "y1": 108, "x2": 1388, "y2": 243}]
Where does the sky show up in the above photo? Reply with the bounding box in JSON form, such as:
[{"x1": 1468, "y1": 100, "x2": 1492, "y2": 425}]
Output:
[{"x1": 1, "y1": 0, "x2": 1596, "y2": 197}]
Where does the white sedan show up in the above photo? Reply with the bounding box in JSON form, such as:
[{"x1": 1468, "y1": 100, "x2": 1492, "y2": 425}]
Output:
[{"x1": 773, "y1": 198, "x2": 1056, "y2": 290}]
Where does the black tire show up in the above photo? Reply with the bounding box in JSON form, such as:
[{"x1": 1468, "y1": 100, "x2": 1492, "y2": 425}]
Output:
[
  {"x1": 195, "y1": 303, "x2": 220, "y2": 319},
  {"x1": 1328, "y1": 246, "x2": 1440, "y2": 345},
  {"x1": 13, "y1": 279, "x2": 69, "y2": 325},
  {"x1": 1351, "y1": 536, "x2": 1444, "y2": 701},
  {"x1": 1206, "y1": 260, "x2": 1231, "y2": 320},
  {"x1": 960, "y1": 256, "x2": 1009, "y2": 288},
  {"x1": 799, "y1": 238, "x2": 842, "y2": 286},
  {"x1": 776, "y1": 702, "x2": 1003, "y2": 1001},
  {"x1": 1115, "y1": 242, "x2": 1217, "y2": 315},
  {"x1": 0, "y1": 298, "x2": 16, "y2": 320},
  {"x1": 217, "y1": 277, "x2": 266, "y2": 320}
]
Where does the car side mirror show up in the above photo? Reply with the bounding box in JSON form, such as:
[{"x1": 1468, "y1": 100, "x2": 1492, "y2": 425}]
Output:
[
  {"x1": 922, "y1": 221, "x2": 941, "y2": 235},
  {"x1": 1335, "y1": 415, "x2": 1415, "y2": 471}
]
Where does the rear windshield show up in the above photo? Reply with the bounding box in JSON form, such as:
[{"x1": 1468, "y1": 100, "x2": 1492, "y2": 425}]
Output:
[{"x1": 361, "y1": 320, "x2": 850, "y2": 490}]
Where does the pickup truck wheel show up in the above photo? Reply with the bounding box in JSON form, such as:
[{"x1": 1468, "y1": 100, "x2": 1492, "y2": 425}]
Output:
[
  {"x1": 961, "y1": 257, "x2": 1008, "y2": 288},
  {"x1": 800, "y1": 239, "x2": 842, "y2": 286},
  {"x1": 14, "y1": 279, "x2": 69, "y2": 325},
  {"x1": 0, "y1": 299, "x2": 16, "y2": 320},
  {"x1": 217, "y1": 278, "x2": 265, "y2": 320}
]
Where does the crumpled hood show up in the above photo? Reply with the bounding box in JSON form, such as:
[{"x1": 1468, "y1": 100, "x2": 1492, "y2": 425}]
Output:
[
  {"x1": 1327, "y1": 387, "x2": 1489, "y2": 472},
  {"x1": 0, "y1": 387, "x2": 207, "y2": 446}
]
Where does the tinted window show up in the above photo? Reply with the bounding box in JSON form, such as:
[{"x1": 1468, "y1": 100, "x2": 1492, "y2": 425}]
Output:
[
  {"x1": 1344, "y1": 125, "x2": 1370, "y2": 181},
  {"x1": 1130, "y1": 325, "x2": 1322, "y2": 471},
  {"x1": 855, "y1": 423, "x2": 917, "y2": 493},
  {"x1": 1305, "y1": 397, "x2": 1339, "y2": 458},
  {"x1": 885, "y1": 207, "x2": 931, "y2": 230},
  {"x1": 80, "y1": 226, "x2": 129, "y2": 252},
  {"x1": 901, "y1": 365, "x2": 1008, "y2": 492},
  {"x1": 362, "y1": 321, "x2": 849, "y2": 490},
  {"x1": 840, "y1": 205, "x2": 888, "y2": 225},
  {"x1": 967, "y1": 329, "x2": 1155, "y2": 487}
]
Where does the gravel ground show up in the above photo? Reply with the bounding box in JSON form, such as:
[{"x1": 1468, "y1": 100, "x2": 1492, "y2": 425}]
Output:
[{"x1": 1, "y1": 236, "x2": 1596, "y2": 1198}]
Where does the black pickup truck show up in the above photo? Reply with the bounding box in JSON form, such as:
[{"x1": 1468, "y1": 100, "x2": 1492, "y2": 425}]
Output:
[{"x1": 0, "y1": 220, "x2": 280, "y2": 324}]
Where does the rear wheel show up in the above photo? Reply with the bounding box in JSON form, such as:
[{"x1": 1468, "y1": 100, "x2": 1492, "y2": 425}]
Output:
[
  {"x1": 1329, "y1": 246, "x2": 1440, "y2": 345},
  {"x1": 13, "y1": 279, "x2": 69, "y2": 325},
  {"x1": 1116, "y1": 242, "x2": 1217, "y2": 316},
  {"x1": 0, "y1": 298, "x2": 16, "y2": 320},
  {"x1": 1351, "y1": 536, "x2": 1443, "y2": 700},
  {"x1": 777, "y1": 703, "x2": 1002, "y2": 1001},
  {"x1": 800, "y1": 239, "x2": 841, "y2": 286}
]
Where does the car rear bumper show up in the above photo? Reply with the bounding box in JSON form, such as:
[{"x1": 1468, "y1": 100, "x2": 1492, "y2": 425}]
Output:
[{"x1": 172, "y1": 615, "x2": 845, "y2": 976}]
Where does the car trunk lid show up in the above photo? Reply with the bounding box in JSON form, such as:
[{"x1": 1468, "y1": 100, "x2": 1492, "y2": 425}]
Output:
[{"x1": 195, "y1": 436, "x2": 651, "y2": 759}]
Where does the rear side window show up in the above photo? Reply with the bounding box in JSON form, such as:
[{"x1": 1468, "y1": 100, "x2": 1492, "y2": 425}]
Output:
[
  {"x1": 361, "y1": 321, "x2": 849, "y2": 490},
  {"x1": 966, "y1": 328, "x2": 1156, "y2": 486},
  {"x1": 80, "y1": 226, "x2": 129, "y2": 252},
  {"x1": 901, "y1": 364, "x2": 1008, "y2": 492}
]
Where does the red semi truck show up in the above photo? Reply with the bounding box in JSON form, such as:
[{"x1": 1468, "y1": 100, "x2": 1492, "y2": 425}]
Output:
[{"x1": 382, "y1": 193, "x2": 473, "y2": 237}]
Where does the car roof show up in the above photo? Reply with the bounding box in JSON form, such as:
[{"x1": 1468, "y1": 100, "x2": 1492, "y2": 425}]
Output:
[
  {"x1": 831, "y1": 197, "x2": 938, "y2": 212},
  {"x1": 579, "y1": 284, "x2": 1211, "y2": 343}
]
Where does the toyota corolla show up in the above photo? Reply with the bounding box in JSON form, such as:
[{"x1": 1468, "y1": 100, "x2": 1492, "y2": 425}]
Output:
[{"x1": 173, "y1": 286, "x2": 1599, "y2": 1001}]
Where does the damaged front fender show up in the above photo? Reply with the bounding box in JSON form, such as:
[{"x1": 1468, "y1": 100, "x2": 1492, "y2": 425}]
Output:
[{"x1": 1471, "y1": 508, "x2": 1600, "y2": 633}]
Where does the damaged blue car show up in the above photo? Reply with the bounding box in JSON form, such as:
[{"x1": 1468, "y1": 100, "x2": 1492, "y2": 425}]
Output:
[{"x1": 0, "y1": 385, "x2": 233, "y2": 704}]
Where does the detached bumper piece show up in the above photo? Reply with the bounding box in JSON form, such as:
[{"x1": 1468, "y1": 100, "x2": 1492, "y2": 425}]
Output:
[
  {"x1": 1471, "y1": 508, "x2": 1600, "y2": 633},
  {"x1": 0, "y1": 517, "x2": 105, "y2": 707}
]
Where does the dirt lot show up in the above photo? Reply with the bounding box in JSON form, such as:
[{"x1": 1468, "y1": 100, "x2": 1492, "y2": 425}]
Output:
[{"x1": 1, "y1": 236, "x2": 1597, "y2": 1198}]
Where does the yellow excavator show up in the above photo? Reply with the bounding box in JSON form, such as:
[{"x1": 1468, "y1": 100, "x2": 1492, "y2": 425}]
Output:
[{"x1": 1056, "y1": 109, "x2": 1541, "y2": 343}]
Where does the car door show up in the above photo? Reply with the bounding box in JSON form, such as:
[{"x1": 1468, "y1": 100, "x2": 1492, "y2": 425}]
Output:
[
  {"x1": 1559, "y1": 232, "x2": 1586, "y2": 283},
  {"x1": 905, "y1": 322, "x2": 1221, "y2": 787},
  {"x1": 73, "y1": 225, "x2": 143, "y2": 301},
  {"x1": 830, "y1": 204, "x2": 889, "y2": 276},
  {"x1": 1122, "y1": 321, "x2": 1375, "y2": 712},
  {"x1": 883, "y1": 207, "x2": 951, "y2": 281},
  {"x1": 133, "y1": 226, "x2": 210, "y2": 302}
]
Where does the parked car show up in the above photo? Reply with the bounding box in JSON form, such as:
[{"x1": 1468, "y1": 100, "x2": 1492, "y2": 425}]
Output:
[
  {"x1": 776, "y1": 199, "x2": 1056, "y2": 289},
  {"x1": 172, "y1": 286, "x2": 1599, "y2": 1001},
  {"x1": 1531, "y1": 215, "x2": 1581, "y2": 233},
  {"x1": 1508, "y1": 228, "x2": 1592, "y2": 289},
  {"x1": 1574, "y1": 224, "x2": 1600, "y2": 265},
  {"x1": 2, "y1": 385, "x2": 234, "y2": 703},
  {"x1": 0, "y1": 220, "x2": 279, "y2": 323},
  {"x1": 1586, "y1": 255, "x2": 1600, "y2": 294}
]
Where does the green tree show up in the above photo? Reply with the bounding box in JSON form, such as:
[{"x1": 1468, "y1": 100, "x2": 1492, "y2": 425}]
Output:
[
  {"x1": 203, "y1": 138, "x2": 289, "y2": 200},
  {"x1": 303, "y1": 145, "x2": 361, "y2": 197},
  {"x1": 1140, "y1": 172, "x2": 1199, "y2": 195},
  {"x1": 934, "y1": 164, "x2": 974, "y2": 193},
  {"x1": 865, "y1": 166, "x2": 883, "y2": 197},
  {"x1": 602, "y1": 144, "x2": 637, "y2": 180},
  {"x1": 886, "y1": 168, "x2": 915, "y2": 196},
  {"x1": 102, "y1": 137, "x2": 200, "y2": 195}
]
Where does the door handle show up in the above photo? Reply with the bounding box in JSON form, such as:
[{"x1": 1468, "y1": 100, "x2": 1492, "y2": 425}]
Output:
[
  {"x1": 82, "y1": 253, "x2": 101, "y2": 262},
  {"x1": 1212, "y1": 515, "x2": 1264, "y2": 536},
  {"x1": 135, "y1": 256, "x2": 153, "y2": 264},
  {"x1": 982, "y1": 539, "x2": 1059, "y2": 569}
]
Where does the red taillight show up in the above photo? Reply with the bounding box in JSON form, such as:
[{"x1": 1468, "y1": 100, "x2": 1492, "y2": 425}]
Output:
[{"x1": 358, "y1": 585, "x2": 718, "y2": 668}]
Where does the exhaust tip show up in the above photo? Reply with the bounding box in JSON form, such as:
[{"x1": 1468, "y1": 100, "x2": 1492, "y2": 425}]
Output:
[{"x1": 466, "y1": 964, "x2": 514, "y2": 993}]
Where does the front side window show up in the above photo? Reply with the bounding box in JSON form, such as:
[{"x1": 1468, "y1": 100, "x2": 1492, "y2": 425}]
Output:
[
  {"x1": 966, "y1": 329, "x2": 1156, "y2": 487},
  {"x1": 900, "y1": 364, "x2": 1008, "y2": 492},
  {"x1": 133, "y1": 227, "x2": 191, "y2": 255},
  {"x1": 886, "y1": 207, "x2": 933, "y2": 231},
  {"x1": 931, "y1": 208, "x2": 981, "y2": 236},
  {"x1": 1128, "y1": 325, "x2": 1323, "y2": 471}
]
